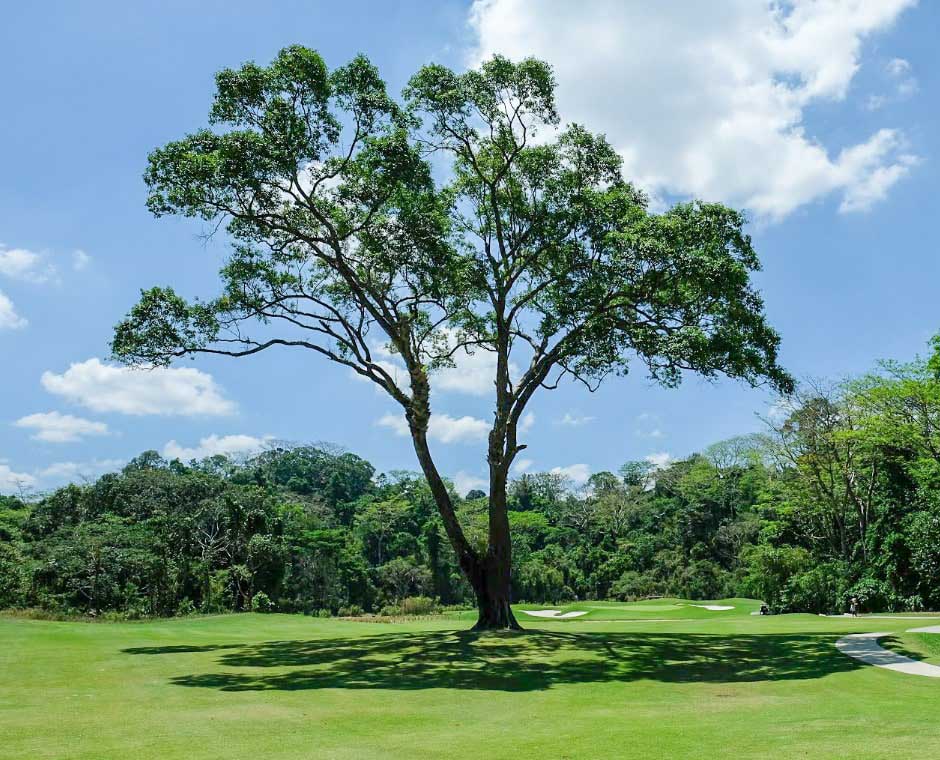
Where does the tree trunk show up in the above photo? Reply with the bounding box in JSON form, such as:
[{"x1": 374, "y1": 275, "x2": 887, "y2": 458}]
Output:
[
  {"x1": 472, "y1": 462, "x2": 521, "y2": 631},
  {"x1": 407, "y1": 371, "x2": 522, "y2": 631},
  {"x1": 472, "y1": 552, "x2": 520, "y2": 630}
]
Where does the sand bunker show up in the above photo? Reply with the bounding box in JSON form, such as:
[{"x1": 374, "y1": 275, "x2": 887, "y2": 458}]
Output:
[
  {"x1": 908, "y1": 625, "x2": 940, "y2": 634},
  {"x1": 519, "y1": 609, "x2": 588, "y2": 619},
  {"x1": 689, "y1": 604, "x2": 735, "y2": 611}
]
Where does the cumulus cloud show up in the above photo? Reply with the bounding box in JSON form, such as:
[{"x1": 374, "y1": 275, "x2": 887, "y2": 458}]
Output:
[
  {"x1": 37, "y1": 459, "x2": 126, "y2": 485},
  {"x1": 644, "y1": 451, "x2": 675, "y2": 470},
  {"x1": 41, "y1": 358, "x2": 236, "y2": 417},
  {"x1": 836, "y1": 129, "x2": 919, "y2": 212},
  {"x1": 885, "y1": 57, "x2": 918, "y2": 99},
  {"x1": 550, "y1": 463, "x2": 591, "y2": 486},
  {"x1": 162, "y1": 433, "x2": 273, "y2": 461},
  {"x1": 0, "y1": 245, "x2": 57, "y2": 283},
  {"x1": 512, "y1": 457, "x2": 534, "y2": 474},
  {"x1": 556, "y1": 412, "x2": 595, "y2": 427},
  {"x1": 0, "y1": 290, "x2": 27, "y2": 330},
  {"x1": 453, "y1": 471, "x2": 488, "y2": 496},
  {"x1": 15, "y1": 411, "x2": 110, "y2": 443},
  {"x1": 0, "y1": 463, "x2": 37, "y2": 492},
  {"x1": 377, "y1": 411, "x2": 490, "y2": 444},
  {"x1": 468, "y1": 0, "x2": 917, "y2": 219},
  {"x1": 434, "y1": 345, "x2": 510, "y2": 396},
  {"x1": 72, "y1": 250, "x2": 91, "y2": 271},
  {"x1": 519, "y1": 411, "x2": 535, "y2": 434},
  {"x1": 354, "y1": 336, "x2": 518, "y2": 398}
]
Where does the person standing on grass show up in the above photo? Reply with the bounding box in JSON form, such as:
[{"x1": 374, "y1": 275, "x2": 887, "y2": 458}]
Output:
[{"x1": 849, "y1": 596, "x2": 859, "y2": 617}]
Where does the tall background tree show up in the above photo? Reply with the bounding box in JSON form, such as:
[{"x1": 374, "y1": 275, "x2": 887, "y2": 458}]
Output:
[{"x1": 112, "y1": 47, "x2": 791, "y2": 628}]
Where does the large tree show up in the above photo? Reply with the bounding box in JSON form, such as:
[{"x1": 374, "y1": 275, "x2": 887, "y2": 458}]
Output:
[{"x1": 112, "y1": 47, "x2": 792, "y2": 629}]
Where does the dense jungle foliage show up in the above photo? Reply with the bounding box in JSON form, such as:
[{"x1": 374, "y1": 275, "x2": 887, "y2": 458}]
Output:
[{"x1": 3, "y1": 338, "x2": 940, "y2": 618}]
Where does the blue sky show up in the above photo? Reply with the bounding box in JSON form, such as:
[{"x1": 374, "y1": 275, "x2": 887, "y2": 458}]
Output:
[{"x1": 1, "y1": 0, "x2": 937, "y2": 494}]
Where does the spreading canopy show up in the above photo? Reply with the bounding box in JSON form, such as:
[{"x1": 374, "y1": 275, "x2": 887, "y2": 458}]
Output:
[
  {"x1": 113, "y1": 46, "x2": 792, "y2": 628},
  {"x1": 114, "y1": 46, "x2": 791, "y2": 411}
]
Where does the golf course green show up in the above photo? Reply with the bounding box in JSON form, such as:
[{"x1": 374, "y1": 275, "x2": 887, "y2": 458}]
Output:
[{"x1": 4, "y1": 600, "x2": 940, "y2": 759}]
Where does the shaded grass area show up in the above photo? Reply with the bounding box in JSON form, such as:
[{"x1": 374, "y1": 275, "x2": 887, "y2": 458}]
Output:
[{"x1": 124, "y1": 629, "x2": 857, "y2": 692}]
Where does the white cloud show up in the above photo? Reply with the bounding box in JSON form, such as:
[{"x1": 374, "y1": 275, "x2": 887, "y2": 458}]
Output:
[
  {"x1": 351, "y1": 333, "x2": 521, "y2": 398},
  {"x1": 837, "y1": 130, "x2": 919, "y2": 212},
  {"x1": 512, "y1": 457, "x2": 534, "y2": 474},
  {"x1": 0, "y1": 245, "x2": 57, "y2": 283},
  {"x1": 15, "y1": 411, "x2": 110, "y2": 443},
  {"x1": 0, "y1": 290, "x2": 27, "y2": 330},
  {"x1": 41, "y1": 358, "x2": 236, "y2": 416},
  {"x1": 550, "y1": 463, "x2": 591, "y2": 485},
  {"x1": 519, "y1": 411, "x2": 535, "y2": 433},
  {"x1": 645, "y1": 451, "x2": 675, "y2": 470},
  {"x1": 37, "y1": 459, "x2": 125, "y2": 485},
  {"x1": 453, "y1": 471, "x2": 488, "y2": 496},
  {"x1": 376, "y1": 413, "x2": 410, "y2": 437},
  {"x1": 0, "y1": 463, "x2": 37, "y2": 492},
  {"x1": 435, "y1": 346, "x2": 504, "y2": 396},
  {"x1": 556, "y1": 412, "x2": 594, "y2": 427},
  {"x1": 162, "y1": 433, "x2": 273, "y2": 461},
  {"x1": 886, "y1": 57, "x2": 911, "y2": 77},
  {"x1": 377, "y1": 411, "x2": 490, "y2": 444},
  {"x1": 468, "y1": 0, "x2": 917, "y2": 220},
  {"x1": 72, "y1": 250, "x2": 91, "y2": 271},
  {"x1": 766, "y1": 397, "x2": 796, "y2": 423}
]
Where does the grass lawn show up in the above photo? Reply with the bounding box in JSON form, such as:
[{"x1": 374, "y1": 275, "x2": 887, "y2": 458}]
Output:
[{"x1": 3, "y1": 600, "x2": 940, "y2": 759}]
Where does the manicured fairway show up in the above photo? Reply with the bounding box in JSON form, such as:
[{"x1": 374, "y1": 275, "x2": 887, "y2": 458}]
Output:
[{"x1": 4, "y1": 601, "x2": 940, "y2": 759}]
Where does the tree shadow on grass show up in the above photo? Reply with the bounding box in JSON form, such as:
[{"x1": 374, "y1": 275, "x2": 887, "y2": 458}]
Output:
[
  {"x1": 122, "y1": 644, "x2": 241, "y2": 655},
  {"x1": 124, "y1": 629, "x2": 861, "y2": 692}
]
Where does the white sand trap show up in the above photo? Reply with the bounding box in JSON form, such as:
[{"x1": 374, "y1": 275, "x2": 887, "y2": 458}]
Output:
[
  {"x1": 908, "y1": 625, "x2": 940, "y2": 634},
  {"x1": 690, "y1": 604, "x2": 735, "y2": 611},
  {"x1": 835, "y1": 632, "x2": 940, "y2": 678},
  {"x1": 519, "y1": 609, "x2": 587, "y2": 619}
]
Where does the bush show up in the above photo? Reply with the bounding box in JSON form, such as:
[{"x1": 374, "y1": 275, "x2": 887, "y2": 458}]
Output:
[
  {"x1": 251, "y1": 591, "x2": 275, "y2": 613},
  {"x1": 337, "y1": 604, "x2": 363, "y2": 617},
  {"x1": 399, "y1": 596, "x2": 438, "y2": 615},
  {"x1": 845, "y1": 578, "x2": 903, "y2": 613},
  {"x1": 378, "y1": 596, "x2": 439, "y2": 617},
  {"x1": 781, "y1": 561, "x2": 849, "y2": 614},
  {"x1": 176, "y1": 598, "x2": 197, "y2": 617},
  {"x1": 740, "y1": 545, "x2": 811, "y2": 612},
  {"x1": 610, "y1": 571, "x2": 664, "y2": 601},
  {"x1": 317, "y1": 608, "x2": 332, "y2": 618}
]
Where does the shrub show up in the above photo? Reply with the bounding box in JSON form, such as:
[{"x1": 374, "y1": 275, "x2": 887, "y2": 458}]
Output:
[
  {"x1": 845, "y1": 578, "x2": 902, "y2": 613},
  {"x1": 378, "y1": 597, "x2": 439, "y2": 617},
  {"x1": 251, "y1": 591, "x2": 275, "y2": 613},
  {"x1": 610, "y1": 571, "x2": 664, "y2": 601},
  {"x1": 399, "y1": 596, "x2": 438, "y2": 615},
  {"x1": 317, "y1": 608, "x2": 332, "y2": 618},
  {"x1": 781, "y1": 561, "x2": 850, "y2": 614},
  {"x1": 337, "y1": 604, "x2": 363, "y2": 617}
]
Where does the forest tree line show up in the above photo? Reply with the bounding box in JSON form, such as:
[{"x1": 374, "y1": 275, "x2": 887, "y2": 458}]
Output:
[{"x1": 2, "y1": 337, "x2": 940, "y2": 618}]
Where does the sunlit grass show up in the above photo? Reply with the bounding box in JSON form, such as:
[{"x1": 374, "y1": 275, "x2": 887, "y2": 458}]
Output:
[{"x1": 2, "y1": 605, "x2": 939, "y2": 759}]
